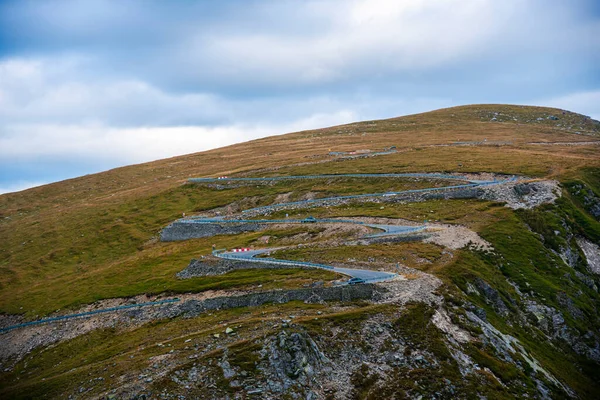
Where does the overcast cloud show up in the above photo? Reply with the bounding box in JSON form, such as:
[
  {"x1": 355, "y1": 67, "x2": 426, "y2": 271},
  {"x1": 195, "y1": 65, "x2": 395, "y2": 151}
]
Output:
[{"x1": 0, "y1": 0, "x2": 599, "y2": 193}]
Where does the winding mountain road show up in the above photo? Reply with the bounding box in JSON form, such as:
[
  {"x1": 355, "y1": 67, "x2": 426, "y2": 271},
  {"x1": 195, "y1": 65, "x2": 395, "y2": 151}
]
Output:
[
  {"x1": 189, "y1": 172, "x2": 481, "y2": 183},
  {"x1": 214, "y1": 248, "x2": 398, "y2": 284},
  {"x1": 182, "y1": 217, "x2": 426, "y2": 238},
  {"x1": 187, "y1": 172, "x2": 515, "y2": 284}
]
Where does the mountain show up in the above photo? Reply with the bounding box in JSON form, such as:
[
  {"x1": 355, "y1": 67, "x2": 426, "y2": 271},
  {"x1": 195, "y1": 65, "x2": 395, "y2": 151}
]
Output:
[{"x1": 1, "y1": 104, "x2": 600, "y2": 399}]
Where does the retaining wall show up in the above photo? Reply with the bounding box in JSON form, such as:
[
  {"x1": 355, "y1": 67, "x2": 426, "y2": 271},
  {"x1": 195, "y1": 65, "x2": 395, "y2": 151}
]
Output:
[
  {"x1": 175, "y1": 284, "x2": 384, "y2": 317},
  {"x1": 161, "y1": 187, "x2": 485, "y2": 241},
  {"x1": 419, "y1": 187, "x2": 482, "y2": 201},
  {"x1": 240, "y1": 186, "x2": 485, "y2": 217},
  {"x1": 1, "y1": 285, "x2": 383, "y2": 334},
  {"x1": 160, "y1": 221, "x2": 266, "y2": 242},
  {"x1": 177, "y1": 258, "x2": 312, "y2": 278}
]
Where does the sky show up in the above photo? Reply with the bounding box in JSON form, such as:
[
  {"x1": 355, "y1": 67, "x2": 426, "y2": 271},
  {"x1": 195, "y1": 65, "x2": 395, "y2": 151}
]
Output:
[{"x1": 0, "y1": 0, "x2": 599, "y2": 194}]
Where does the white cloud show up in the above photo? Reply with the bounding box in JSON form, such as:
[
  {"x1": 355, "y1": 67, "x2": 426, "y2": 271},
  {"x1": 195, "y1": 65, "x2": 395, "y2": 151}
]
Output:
[
  {"x1": 0, "y1": 56, "x2": 361, "y2": 178},
  {"x1": 0, "y1": 58, "x2": 227, "y2": 126},
  {"x1": 0, "y1": 0, "x2": 598, "y2": 189},
  {"x1": 192, "y1": 0, "x2": 498, "y2": 85},
  {"x1": 176, "y1": 0, "x2": 599, "y2": 88},
  {"x1": 0, "y1": 111, "x2": 357, "y2": 166}
]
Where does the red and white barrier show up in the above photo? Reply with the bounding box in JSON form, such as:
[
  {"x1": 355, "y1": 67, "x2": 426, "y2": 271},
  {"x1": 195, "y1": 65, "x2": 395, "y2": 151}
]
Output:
[{"x1": 231, "y1": 248, "x2": 251, "y2": 252}]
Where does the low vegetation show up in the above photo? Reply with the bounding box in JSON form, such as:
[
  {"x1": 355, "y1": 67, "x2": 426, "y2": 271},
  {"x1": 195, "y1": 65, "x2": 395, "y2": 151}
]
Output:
[{"x1": 1, "y1": 105, "x2": 600, "y2": 398}]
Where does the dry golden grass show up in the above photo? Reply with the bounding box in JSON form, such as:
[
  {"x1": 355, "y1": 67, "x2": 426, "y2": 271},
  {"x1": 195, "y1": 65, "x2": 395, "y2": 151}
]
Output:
[{"x1": 1, "y1": 104, "x2": 599, "y2": 315}]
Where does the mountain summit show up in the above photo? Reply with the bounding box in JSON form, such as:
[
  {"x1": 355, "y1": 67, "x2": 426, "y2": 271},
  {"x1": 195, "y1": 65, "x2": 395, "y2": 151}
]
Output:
[{"x1": 1, "y1": 104, "x2": 600, "y2": 399}]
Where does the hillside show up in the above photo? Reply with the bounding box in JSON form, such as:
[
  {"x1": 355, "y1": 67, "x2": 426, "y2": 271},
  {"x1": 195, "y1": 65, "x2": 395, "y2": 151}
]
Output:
[{"x1": 1, "y1": 104, "x2": 600, "y2": 399}]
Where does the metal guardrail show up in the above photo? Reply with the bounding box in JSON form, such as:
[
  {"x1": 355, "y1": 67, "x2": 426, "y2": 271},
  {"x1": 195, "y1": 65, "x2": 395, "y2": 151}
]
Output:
[
  {"x1": 182, "y1": 217, "x2": 427, "y2": 238},
  {"x1": 362, "y1": 226, "x2": 426, "y2": 238},
  {"x1": 182, "y1": 217, "x2": 365, "y2": 225},
  {"x1": 451, "y1": 141, "x2": 513, "y2": 146},
  {"x1": 356, "y1": 275, "x2": 398, "y2": 285},
  {"x1": 213, "y1": 249, "x2": 335, "y2": 271},
  {"x1": 189, "y1": 173, "x2": 472, "y2": 183},
  {"x1": 213, "y1": 249, "x2": 398, "y2": 284},
  {"x1": 337, "y1": 150, "x2": 398, "y2": 158},
  {"x1": 0, "y1": 298, "x2": 181, "y2": 334}
]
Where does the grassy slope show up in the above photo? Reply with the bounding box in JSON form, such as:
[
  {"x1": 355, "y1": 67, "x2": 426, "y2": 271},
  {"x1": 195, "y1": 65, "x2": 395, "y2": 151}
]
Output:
[
  {"x1": 1, "y1": 104, "x2": 599, "y2": 316},
  {"x1": 1, "y1": 104, "x2": 600, "y2": 397}
]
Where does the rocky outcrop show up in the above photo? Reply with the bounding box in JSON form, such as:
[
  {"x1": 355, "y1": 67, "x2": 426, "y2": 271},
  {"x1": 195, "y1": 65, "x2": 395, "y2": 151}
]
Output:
[
  {"x1": 480, "y1": 180, "x2": 560, "y2": 209},
  {"x1": 570, "y1": 183, "x2": 600, "y2": 220},
  {"x1": 258, "y1": 331, "x2": 327, "y2": 394},
  {"x1": 577, "y1": 237, "x2": 600, "y2": 275},
  {"x1": 473, "y1": 278, "x2": 511, "y2": 317}
]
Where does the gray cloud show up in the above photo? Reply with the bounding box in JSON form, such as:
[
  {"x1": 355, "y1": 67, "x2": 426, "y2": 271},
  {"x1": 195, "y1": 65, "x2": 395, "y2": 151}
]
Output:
[{"x1": 0, "y1": 0, "x2": 598, "y2": 193}]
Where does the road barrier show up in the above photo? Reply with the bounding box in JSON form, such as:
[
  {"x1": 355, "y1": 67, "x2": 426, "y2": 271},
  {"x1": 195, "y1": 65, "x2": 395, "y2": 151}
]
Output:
[
  {"x1": 355, "y1": 275, "x2": 398, "y2": 285},
  {"x1": 335, "y1": 150, "x2": 398, "y2": 158},
  {"x1": 1, "y1": 298, "x2": 181, "y2": 334},
  {"x1": 213, "y1": 249, "x2": 335, "y2": 271},
  {"x1": 362, "y1": 225, "x2": 426, "y2": 238},
  {"x1": 189, "y1": 173, "x2": 474, "y2": 183},
  {"x1": 179, "y1": 216, "x2": 426, "y2": 238},
  {"x1": 213, "y1": 249, "x2": 399, "y2": 284},
  {"x1": 182, "y1": 217, "x2": 365, "y2": 225},
  {"x1": 451, "y1": 141, "x2": 513, "y2": 146}
]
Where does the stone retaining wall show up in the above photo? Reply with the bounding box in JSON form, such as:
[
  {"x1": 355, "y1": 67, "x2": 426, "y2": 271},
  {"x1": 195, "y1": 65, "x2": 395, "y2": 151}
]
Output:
[
  {"x1": 241, "y1": 187, "x2": 484, "y2": 217},
  {"x1": 160, "y1": 187, "x2": 485, "y2": 241},
  {"x1": 160, "y1": 221, "x2": 266, "y2": 242},
  {"x1": 176, "y1": 258, "x2": 311, "y2": 278},
  {"x1": 421, "y1": 187, "x2": 481, "y2": 200},
  {"x1": 0, "y1": 284, "x2": 384, "y2": 365},
  {"x1": 175, "y1": 284, "x2": 384, "y2": 318}
]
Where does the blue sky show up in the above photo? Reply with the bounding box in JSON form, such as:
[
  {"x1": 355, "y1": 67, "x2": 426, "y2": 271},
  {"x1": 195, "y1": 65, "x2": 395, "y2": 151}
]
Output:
[{"x1": 1, "y1": 0, "x2": 599, "y2": 194}]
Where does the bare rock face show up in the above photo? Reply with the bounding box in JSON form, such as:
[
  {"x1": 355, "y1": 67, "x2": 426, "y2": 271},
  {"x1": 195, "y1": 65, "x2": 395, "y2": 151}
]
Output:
[
  {"x1": 577, "y1": 237, "x2": 600, "y2": 275},
  {"x1": 258, "y1": 331, "x2": 327, "y2": 394},
  {"x1": 513, "y1": 183, "x2": 533, "y2": 196},
  {"x1": 474, "y1": 278, "x2": 511, "y2": 317},
  {"x1": 479, "y1": 180, "x2": 561, "y2": 209},
  {"x1": 570, "y1": 183, "x2": 600, "y2": 220}
]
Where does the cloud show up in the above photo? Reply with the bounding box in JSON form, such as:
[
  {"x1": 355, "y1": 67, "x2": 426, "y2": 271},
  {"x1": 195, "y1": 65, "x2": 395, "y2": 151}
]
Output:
[
  {"x1": 3, "y1": 0, "x2": 598, "y2": 92},
  {"x1": 0, "y1": 0, "x2": 598, "y2": 191},
  {"x1": 170, "y1": 0, "x2": 584, "y2": 90},
  {"x1": 0, "y1": 112, "x2": 357, "y2": 164},
  {"x1": 0, "y1": 109, "x2": 360, "y2": 194},
  {"x1": 0, "y1": 58, "x2": 228, "y2": 127}
]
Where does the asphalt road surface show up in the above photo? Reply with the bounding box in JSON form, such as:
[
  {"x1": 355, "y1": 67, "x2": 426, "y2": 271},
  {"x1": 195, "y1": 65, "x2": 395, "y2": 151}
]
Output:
[{"x1": 215, "y1": 248, "x2": 397, "y2": 284}]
